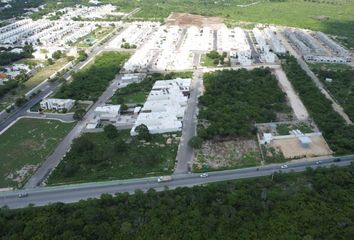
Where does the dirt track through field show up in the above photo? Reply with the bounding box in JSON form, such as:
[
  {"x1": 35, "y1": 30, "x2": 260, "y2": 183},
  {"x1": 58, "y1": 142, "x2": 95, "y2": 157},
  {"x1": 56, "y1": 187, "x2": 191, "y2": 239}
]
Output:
[{"x1": 274, "y1": 68, "x2": 309, "y2": 121}]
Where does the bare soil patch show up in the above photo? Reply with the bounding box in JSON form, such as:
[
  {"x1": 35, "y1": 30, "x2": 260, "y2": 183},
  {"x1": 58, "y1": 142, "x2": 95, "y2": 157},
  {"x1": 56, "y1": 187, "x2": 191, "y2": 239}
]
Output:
[
  {"x1": 194, "y1": 139, "x2": 261, "y2": 171},
  {"x1": 166, "y1": 12, "x2": 224, "y2": 28},
  {"x1": 270, "y1": 135, "x2": 332, "y2": 159}
]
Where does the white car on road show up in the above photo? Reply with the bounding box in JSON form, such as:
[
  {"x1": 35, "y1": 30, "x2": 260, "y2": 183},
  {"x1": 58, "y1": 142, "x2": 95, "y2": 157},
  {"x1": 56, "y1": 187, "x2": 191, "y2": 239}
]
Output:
[
  {"x1": 280, "y1": 165, "x2": 288, "y2": 169},
  {"x1": 200, "y1": 173, "x2": 208, "y2": 178}
]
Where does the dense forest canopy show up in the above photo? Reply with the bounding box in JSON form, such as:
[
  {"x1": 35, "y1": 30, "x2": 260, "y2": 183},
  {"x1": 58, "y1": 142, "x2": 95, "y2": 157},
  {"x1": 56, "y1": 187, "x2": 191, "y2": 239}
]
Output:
[
  {"x1": 1, "y1": 164, "x2": 354, "y2": 239},
  {"x1": 198, "y1": 68, "x2": 289, "y2": 139}
]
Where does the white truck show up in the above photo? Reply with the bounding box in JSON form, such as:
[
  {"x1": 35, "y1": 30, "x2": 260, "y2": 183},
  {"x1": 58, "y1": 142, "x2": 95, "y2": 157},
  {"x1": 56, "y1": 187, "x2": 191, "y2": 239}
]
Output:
[{"x1": 157, "y1": 176, "x2": 172, "y2": 183}]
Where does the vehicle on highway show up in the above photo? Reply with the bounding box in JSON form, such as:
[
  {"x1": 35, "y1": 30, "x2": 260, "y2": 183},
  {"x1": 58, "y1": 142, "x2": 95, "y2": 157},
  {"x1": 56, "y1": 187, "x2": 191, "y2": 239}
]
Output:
[
  {"x1": 333, "y1": 158, "x2": 341, "y2": 162},
  {"x1": 316, "y1": 160, "x2": 322, "y2": 165},
  {"x1": 280, "y1": 165, "x2": 288, "y2": 169},
  {"x1": 200, "y1": 173, "x2": 208, "y2": 178},
  {"x1": 157, "y1": 176, "x2": 172, "y2": 183},
  {"x1": 18, "y1": 192, "x2": 28, "y2": 198}
]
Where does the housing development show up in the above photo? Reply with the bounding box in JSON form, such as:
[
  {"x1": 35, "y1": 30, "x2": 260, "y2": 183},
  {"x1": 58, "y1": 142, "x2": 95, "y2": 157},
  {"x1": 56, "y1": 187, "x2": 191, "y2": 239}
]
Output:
[{"x1": 0, "y1": 1, "x2": 354, "y2": 237}]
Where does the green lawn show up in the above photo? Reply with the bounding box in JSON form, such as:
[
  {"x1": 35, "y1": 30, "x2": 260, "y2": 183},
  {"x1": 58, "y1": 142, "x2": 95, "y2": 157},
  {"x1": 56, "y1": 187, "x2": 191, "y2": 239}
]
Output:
[
  {"x1": 47, "y1": 130, "x2": 180, "y2": 185},
  {"x1": 200, "y1": 54, "x2": 218, "y2": 67},
  {"x1": 0, "y1": 118, "x2": 75, "y2": 188}
]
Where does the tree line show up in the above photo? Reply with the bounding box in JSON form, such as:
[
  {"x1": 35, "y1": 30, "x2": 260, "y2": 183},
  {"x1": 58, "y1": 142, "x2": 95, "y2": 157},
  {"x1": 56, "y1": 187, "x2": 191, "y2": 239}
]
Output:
[{"x1": 1, "y1": 164, "x2": 354, "y2": 239}]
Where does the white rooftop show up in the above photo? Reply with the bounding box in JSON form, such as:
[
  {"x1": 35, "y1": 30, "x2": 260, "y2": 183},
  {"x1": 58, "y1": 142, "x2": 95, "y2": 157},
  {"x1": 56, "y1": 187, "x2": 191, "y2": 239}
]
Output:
[{"x1": 131, "y1": 78, "x2": 191, "y2": 135}]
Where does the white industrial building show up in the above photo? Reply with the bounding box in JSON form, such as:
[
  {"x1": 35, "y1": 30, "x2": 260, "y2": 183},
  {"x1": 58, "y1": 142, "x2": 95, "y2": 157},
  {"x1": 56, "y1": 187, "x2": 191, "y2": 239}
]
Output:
[
  {"x1": 131, "y1": 78, "x2": 191, "y2": 136},
  {"x1": 40, "y1": 98, "x2": 75, "y2": 111},
  {"x1": 94, "y1": 105, "x2": 121, "y2": 123}
]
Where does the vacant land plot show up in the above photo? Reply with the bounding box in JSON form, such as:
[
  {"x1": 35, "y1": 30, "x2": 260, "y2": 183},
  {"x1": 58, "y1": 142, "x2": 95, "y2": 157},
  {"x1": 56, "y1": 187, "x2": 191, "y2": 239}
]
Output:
[
  {"x1": 195, "y1": 68, "x2": 292, "y2": 169},
  {"x1": 47, "y1": 130, "x2": 180, "y2": 185},
  {"x1": 166, "y1": 12, "x2": 223, "y2": 28},
  {"x1": 0, "y1": 118, "x2": 74, "y2": 188},
  {"x1": 270, "y1": 136, "x2": 333, "y2": 159},
  {"x1": 194, "y1": 139, "x2": 261, "y2": 171},
  {"x1": 198, "y1": 68, "x2": 291, "y2": 140}
]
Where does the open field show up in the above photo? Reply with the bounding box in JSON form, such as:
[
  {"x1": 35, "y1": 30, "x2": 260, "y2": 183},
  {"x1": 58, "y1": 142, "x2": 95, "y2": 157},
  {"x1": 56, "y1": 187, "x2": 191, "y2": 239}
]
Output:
[
  {"x1": 47, "y1": 130, "x2": 180, "y2": 185},
  {"x1": 0, "y1": 58, "x2": 69, "y2": 111},
  {"x1": 165, "y1": 12, "x2": 223, "y2": 27},
  {"x1": 194, "y1": 139, "x2": 261, "y2": 171},
  {"x1": 0, "y1": 118, "x2": 75, "y2": 188}
]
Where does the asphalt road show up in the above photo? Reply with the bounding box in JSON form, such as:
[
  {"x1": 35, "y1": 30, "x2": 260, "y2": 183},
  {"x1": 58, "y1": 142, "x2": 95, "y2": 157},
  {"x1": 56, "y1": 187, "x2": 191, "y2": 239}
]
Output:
[
  {"x1": 1, "y1": 155, "x2": 353, "y2": 209},
  {"x1": 174, "y1": 70, "x2": 202, "y2": 173}
]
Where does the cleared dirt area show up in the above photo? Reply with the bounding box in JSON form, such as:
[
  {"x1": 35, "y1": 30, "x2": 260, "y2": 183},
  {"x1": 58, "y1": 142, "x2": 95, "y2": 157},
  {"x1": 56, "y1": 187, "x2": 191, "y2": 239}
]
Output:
[
  {"x1": 274, "y1": 68, "x2": 309, "y2": 121},
  {"x1": 194, "y1": 139, "x2": 261, "y2": 171},
  {"x1": 166, "y1": 12, "x2": 224, "y2": 28},
  {"x1": 270, "y1": 135, "x2": 332, "y2": 159}
]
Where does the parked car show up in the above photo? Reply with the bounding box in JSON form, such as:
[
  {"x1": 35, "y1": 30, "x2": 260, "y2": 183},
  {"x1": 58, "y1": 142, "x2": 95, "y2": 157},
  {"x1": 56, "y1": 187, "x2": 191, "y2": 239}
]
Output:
[{"x1": 200, "y1": 173, "x2": 208, "y2": 178}]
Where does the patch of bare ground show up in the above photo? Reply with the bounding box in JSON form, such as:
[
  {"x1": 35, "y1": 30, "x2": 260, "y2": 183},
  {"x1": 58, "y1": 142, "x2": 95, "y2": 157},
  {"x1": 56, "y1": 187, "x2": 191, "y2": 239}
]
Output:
[
  {"x1": 270, "y1": 135, "x2": 333, "y2": 159},
  {"x1": 194, "y1": 139, "x2": 261, "y2": 171},
  {"x1": 166, "y1": 12, "x2": 224, "y2": 28},
  {"x1": 6, "y1": 164, "x2": 39, "y2": 186}
]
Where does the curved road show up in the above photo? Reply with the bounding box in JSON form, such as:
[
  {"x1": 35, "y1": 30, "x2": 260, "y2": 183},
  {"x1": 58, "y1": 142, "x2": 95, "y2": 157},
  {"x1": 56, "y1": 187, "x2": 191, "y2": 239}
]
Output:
[{"x1": 1, "y1": 155, "x2": 353, "y2": 209}]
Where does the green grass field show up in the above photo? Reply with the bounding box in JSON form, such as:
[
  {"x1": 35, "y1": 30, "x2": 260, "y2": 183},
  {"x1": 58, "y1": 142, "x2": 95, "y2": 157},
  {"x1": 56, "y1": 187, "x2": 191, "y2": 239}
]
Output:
[
  {"x1": 0, "y1": 118, "x2": 75, "y2": 188},
  {"x1": 47, "y1": 130, "x2": 179, "y2": 185}
]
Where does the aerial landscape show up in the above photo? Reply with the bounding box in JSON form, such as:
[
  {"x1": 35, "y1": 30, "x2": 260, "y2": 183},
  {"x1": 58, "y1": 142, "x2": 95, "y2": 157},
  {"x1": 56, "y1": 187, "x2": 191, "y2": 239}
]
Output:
[{"x1": 0, "y1": 0, "x2": 354, "y2": 238}]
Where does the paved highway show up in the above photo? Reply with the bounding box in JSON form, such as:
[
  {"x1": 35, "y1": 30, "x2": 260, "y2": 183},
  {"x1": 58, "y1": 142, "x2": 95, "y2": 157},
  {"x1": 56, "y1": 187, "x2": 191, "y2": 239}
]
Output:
[{"x1": 1, "y1": 155, "x2": 353, "y2": 209}]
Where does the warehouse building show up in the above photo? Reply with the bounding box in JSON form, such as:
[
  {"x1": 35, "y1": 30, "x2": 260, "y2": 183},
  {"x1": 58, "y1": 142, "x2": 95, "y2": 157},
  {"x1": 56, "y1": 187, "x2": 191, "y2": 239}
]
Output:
[{"x1": 130, "y1": 78, "x2": 191, "y2": 136}]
